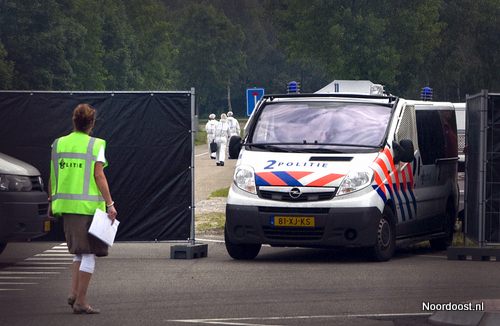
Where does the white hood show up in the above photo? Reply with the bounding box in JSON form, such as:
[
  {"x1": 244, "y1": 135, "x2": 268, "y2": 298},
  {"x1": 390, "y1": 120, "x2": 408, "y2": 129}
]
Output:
[{"x1": 0, "y1": 152, "x2": 41, "y2": 176}]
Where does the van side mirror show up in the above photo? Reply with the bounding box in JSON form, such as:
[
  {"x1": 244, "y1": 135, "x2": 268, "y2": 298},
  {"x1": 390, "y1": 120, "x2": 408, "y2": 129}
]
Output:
[
  {"x1": 393, "y1": 139, "x2": 415, "y2": 164},
  {"x1": 228, "y1": 136, "x2": 242, "y2": 159}
]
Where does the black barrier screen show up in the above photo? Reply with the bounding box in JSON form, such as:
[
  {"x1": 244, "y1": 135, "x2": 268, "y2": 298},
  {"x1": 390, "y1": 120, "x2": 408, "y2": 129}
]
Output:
[
  {"x1": 0, "y1": 91, "x2": 193, "y2": 241},
  {"x1": 465, "y1": 93, "x2": 482, "y2": 244},
  {"x1": 466, "y1": 92, "x2": 500, "y2": 245},
  {"x1": 485, "y1": 95, "x2": 500, "y2": 243}
]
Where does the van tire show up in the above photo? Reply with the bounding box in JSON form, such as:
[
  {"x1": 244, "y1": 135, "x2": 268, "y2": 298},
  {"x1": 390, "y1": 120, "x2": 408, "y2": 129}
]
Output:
[
  {"x1": 367, "y1": 207, "x2": 396, "y2": 262},
  {"x1": 430, "y1": 202, "x2": 456, "y2": 251},
  {"x1": 0, "y1": 243, "x2": 6, "y2": 255},
  {"x1": 225, "y1": 226, "x2": 261, "y2": 260}
]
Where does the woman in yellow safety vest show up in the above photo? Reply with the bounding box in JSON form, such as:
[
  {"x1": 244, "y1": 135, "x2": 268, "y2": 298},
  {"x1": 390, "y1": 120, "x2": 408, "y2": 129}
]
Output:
[{"x1": 48, "y1": 104, "x2": 117, "y2": 314}]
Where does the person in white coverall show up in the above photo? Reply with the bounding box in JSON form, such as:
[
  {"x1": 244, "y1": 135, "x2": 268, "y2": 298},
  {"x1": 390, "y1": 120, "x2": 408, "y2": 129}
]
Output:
[
  {"x1": 205, "y1": 113, "x2": 218, "y2": 159},
  {"x1": 226, "y1": 111, "x2": 240, "y2": 159},
  {"x1": 227, "y1": 111, "x2": 240, "y2": 137},
  {"x1": 215, "y1": 113, "x2": 231, "y2": 166}
]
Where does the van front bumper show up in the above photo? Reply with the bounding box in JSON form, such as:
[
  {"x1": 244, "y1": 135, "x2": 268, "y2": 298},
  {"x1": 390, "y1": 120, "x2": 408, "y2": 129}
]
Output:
[
  {"x1": 225, "y1": 204, "x2": 381, "y2": 248},
  {"x1": 0, "y1": 192, "x2": 50, "y2": 242}
]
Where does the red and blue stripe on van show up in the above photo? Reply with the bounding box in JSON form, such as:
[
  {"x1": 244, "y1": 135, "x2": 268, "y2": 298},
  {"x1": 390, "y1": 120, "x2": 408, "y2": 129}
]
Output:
[
  {"x1": 371, "y1": 146, "x2": 417, "y2": 221},
  {"x1": 255, "y1": 171, "x2": 344, "y2": 187}
]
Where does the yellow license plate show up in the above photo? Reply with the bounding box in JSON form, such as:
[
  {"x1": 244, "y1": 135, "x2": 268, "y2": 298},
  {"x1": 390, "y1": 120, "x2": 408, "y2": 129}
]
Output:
[
  {"x1": 44, "y1": 221, "x2": 51, "y2": 232},
  {"x1": 271, "y1": 216, "x2": 315, "y2": 227}
]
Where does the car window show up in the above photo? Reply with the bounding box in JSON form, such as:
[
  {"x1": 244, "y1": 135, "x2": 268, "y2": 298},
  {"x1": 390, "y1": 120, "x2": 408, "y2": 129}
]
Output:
[{"x1": 415, "y1": 109, "x2": 457, "y2": 164}]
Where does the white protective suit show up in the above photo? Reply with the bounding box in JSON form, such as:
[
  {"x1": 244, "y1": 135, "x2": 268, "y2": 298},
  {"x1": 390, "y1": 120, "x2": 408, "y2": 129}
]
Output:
[
  {"x1": 227, "y1": 112, "x2": 241, "y2": 137},
  {"x1": 205, "y1": 114, "x2": 218, "y2": 159},
  {"x1": 215, "y1": 114, "x2": 232, "y2": 166}
]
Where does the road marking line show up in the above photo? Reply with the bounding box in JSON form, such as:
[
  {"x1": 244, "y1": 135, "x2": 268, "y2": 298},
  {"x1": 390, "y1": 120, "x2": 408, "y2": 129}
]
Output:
[
  {"x1": 16, "y1": 262, "x2": 72, "y2": 265},
  {"x1": 167, "y1": 312, "x2": 433, "y2": 325},
  {"x1": 196, "y1": 151, "x2": 209, "y2": 157},
  {"x1": 0, "y1": 277, "x2": 48, "y2": 279},
  {"x1": 25, "y1": 258, "x2": 73, "y2": 261},
  {"x1": 195, "y1": 238, "x2": 225, "y2": 244},
  {"x1": 34, "y1": 253, "x2": 74, "y2": 257},
  {"x1": 0, "y1": 243, "x2": 71, "y2": 291},
  {"x1": 0, "y1": 271, "x2": 60, "y2": 275},
  {"x1": 5, "y1": 266, "x2": 66, "y2": 270}
]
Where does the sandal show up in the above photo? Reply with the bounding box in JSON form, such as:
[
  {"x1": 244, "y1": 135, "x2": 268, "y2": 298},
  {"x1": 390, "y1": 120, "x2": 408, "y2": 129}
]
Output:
[
  {"x1": 73, "y1": 303, "x2": 100, "y2": 314},
  {"x1": 67, "y1": 293, "x2": 76, "y2": 308}
]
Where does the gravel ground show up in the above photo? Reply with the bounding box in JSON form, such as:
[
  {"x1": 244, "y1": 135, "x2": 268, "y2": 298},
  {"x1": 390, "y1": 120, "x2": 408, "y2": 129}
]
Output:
[
  {"x1": 194, "y1": 144, "x2": 234, "y2": 236},
  {"x1": 195, "y1": 197, "x2": 226, "y2": 215}
]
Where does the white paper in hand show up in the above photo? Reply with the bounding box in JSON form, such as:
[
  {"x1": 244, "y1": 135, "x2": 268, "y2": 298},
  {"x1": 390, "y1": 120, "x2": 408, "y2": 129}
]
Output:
[{"x1": 88, "y1": 208, "x2": 120, "y2": 247}]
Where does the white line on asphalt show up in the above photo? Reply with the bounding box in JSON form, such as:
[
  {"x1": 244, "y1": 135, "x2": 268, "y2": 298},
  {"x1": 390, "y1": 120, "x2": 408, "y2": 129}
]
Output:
[
  {"x1": 16, "y1": 262, "x2": 72, "y2": 265},
  {"x1": 25, "y1": 258, "x2": 73, "y2": 261},
  {"x1": 0, "y1": 271, "x2": 60, "y2": 274},
  {"x1": 196, "y1": 151, "x2": 209, "y2": 157},
  {"x1": 5, "y1": 266, "x2": 66, "y2": 270},
  {"x1": 167, "y1": 312, "x2": 433, "y2": 325},
  {"x1": 195, "y1": 238, "x2": 225, "y2": 244},
  {"x1": 0, "y1": 277, "x2": 48, "y2": 279},
  {"x1": 0, "y1": 243, "x2": 71, "y2": 291},
  {"x1": 34, "y1": 253, "x2": 74, "y2": 257}
]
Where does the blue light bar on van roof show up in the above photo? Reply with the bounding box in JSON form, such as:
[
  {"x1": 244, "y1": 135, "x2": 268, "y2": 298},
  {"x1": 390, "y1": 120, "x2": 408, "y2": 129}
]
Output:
[
  {"x1": 421, "y1": 87, "x2": 433, "y2": 101},
  {"x1": 287, "y1": 81, "x2": 299, "y2": 94}
]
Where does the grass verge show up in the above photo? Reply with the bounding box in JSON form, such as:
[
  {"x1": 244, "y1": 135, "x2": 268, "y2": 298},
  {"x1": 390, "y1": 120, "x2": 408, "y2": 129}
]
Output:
[
  {"x1": 196, "y1": 212, "x2": 225, "y2": 230},
  {"x1": 195, "y1": 130, "x2": 207, "y2": 146}
]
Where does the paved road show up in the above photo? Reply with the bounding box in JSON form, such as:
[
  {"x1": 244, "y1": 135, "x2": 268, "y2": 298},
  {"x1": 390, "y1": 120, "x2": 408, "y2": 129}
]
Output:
[
  {"x1": 1, "y1": 145, "x2": 499, "y2": 326},
  {"x1": 1, "y1": 241, "x2": 500, "y2": 326}
]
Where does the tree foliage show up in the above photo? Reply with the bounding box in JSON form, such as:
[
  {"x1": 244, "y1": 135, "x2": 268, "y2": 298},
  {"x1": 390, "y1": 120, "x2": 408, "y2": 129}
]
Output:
[
  {"x1": 0, "y1": 0, "x2": 499, "y2": 113},
  {"x1": 260, "y1": 0, "x2": 445, "y2": 97},
  {"x1": 173, "y1": 2, "x2": 246, "y2": 115}
]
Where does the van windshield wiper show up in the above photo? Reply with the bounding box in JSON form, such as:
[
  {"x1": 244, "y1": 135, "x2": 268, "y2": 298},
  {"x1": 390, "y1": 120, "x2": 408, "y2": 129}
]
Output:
[
  {"x1": 300, "y1": 148, "x2": 344, "y2": 153},
  {"x1": 245, "y1": 143, "x2": 295, "y2": 152}
]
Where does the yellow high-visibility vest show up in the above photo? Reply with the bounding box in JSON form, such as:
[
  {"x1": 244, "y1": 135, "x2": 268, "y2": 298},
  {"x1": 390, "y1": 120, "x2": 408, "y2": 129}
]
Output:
[{"x1": 50, "y1": 132, "x2": 107, "y2": 216}]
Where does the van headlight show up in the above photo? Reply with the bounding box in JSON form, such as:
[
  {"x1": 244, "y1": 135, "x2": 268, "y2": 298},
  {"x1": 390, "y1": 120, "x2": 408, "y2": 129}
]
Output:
[
  {"x1": 0, "y1": 174, "x2": 33, "y2": 192},
  {"x1": 234, "y1": 165, "x2": 256, "y2": 194},
  {"x1": 337, "y1": 169, "x2": 374, "y2": 196}
]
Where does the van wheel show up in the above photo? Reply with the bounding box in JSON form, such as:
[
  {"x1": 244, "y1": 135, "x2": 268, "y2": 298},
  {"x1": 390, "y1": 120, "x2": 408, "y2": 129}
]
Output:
[
  {"x1": 224, "y1": 226, "x2": 261, "y2": 260},
  {"x1": 367, "y1": 207, "x2": 396, "y2": 262},
  {"x1": 0, "y1": 243, "x2": 6, "y2": 255},
  {"x1": 430, "y1": 203, "x2": 456, "y2": 251}
]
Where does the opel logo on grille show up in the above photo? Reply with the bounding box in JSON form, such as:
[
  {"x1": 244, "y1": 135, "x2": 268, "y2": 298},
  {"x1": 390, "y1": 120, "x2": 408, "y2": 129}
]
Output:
[{"x1": 289, "y1": 187, "x2": 301, "y2": 199}]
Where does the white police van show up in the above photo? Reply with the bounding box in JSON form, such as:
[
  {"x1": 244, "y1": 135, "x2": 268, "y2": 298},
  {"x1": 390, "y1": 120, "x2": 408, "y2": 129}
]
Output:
[{"x1": 225, "y1": 81, "x2": 459, "y2": 261}]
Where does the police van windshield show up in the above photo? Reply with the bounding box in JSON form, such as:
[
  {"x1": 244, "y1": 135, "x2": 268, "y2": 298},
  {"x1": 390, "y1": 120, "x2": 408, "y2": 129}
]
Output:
[{"x1": 249, "y1": 101, "x2": 392, "y2": 152}]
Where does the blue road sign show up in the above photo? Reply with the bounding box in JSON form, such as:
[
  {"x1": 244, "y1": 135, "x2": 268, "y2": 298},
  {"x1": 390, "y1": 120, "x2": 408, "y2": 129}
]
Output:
[{"x1": 246, "y1": 88, "x2": 264, "y2": 116}]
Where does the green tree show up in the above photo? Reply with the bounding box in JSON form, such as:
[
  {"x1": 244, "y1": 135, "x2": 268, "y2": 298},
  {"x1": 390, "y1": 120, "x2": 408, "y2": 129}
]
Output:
[
  {"x1": 123, "y1": 0, "x2": 178, "y2": 90},
  {"x1": 385, "y1": 0, "x2": 445, "y2": 98},
  {"x1": 99, "y1": 0, "x2": 137, "y2": 90},
  {"x1": 261, "y1": 0, "x2": 444, "y2": 97},
  {"x1": 0, "y1": 41, "x2": 14, "y2": 89},
  {"x1": 210, "y1": 0, "x2": 330, "y2": 113},
  {"x1": 62, "y1": 0, "x2": 143, "y2": 91},
  {"x1": 429, "y1": 0, "x2": 500, "y2": 101},
  {"x1": 172, "y1": 2, "x2": 246, "y2": 117},
  {"x1": 0, "y1": 0, "x2": 79, "y2": 90},
  {"x1": 58, "y1": 0, "x2": 108, "y2": 90}
]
